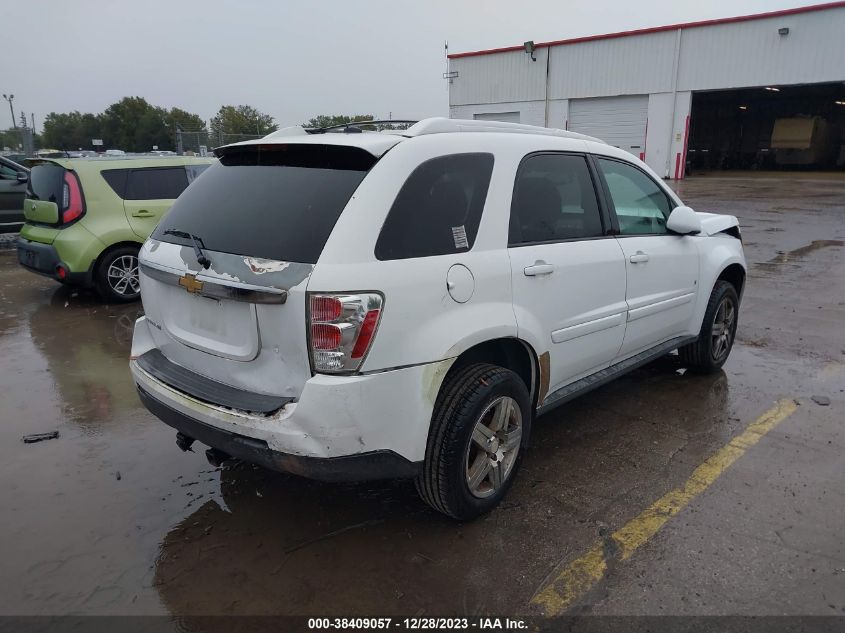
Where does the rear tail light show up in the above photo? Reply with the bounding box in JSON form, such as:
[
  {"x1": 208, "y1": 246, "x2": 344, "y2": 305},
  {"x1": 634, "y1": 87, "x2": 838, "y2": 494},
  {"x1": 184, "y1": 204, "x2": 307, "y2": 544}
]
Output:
[
  {"x1": 61, "y1": 171, "x2": 85, "y2": 224},
  {"x1": 308, "y1": 293, "x2": 383, "y2": 373}
]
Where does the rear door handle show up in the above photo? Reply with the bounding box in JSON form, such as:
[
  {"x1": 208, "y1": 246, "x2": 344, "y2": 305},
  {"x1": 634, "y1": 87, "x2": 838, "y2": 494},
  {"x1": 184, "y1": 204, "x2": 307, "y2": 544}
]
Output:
[
  {"x1": 524, "y1": 261, "x2": 555, "y2": 276},
  {"x1": 629, "y1": 251, "x2": 649, "y2": 264},
  {"x1": 132, "y1": 209, "x2": 155, "y2": 218}
]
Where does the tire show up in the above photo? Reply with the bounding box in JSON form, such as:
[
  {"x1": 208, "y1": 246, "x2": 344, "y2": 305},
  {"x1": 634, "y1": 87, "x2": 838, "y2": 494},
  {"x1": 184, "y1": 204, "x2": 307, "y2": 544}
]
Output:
[
  {"x1": 415, "y1": 363, "x2": 531, "y2": 521},
  {"x1": 678, "y1": 280, "x2": 739, "y2": 373},
  {"x1": 95, "y1": 246, "x2": 141, "y2": 303}
]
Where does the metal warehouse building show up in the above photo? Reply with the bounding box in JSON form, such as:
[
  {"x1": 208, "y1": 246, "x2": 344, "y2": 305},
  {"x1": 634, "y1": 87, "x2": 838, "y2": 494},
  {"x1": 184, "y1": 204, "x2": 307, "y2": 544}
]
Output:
[{"x1": 447, "y1": 2, "x2": 845, "y2": 179}]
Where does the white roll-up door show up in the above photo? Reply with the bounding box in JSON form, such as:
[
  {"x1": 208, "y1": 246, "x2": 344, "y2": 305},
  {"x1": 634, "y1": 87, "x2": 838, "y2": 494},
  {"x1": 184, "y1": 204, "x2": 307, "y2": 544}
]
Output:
[
  {"x1": 473, "y1": 111, "x2": 521, "y2": 123},
  {"x1": 569, "y1": 96, "x2": 648, "y2": 158}
]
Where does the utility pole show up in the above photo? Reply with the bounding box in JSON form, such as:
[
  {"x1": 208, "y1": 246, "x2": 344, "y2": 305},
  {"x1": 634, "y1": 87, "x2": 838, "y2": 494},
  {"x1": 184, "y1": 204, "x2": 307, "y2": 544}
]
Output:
[
  {"x1": 2, "y1": 94, "x2": 16, "y2": 129},
  {"x1": 31, "y1": 113, "x2": 35, "y2": 132},
  {"x1": 18, "y1": 110, "x2": 34, "y2": 156}
]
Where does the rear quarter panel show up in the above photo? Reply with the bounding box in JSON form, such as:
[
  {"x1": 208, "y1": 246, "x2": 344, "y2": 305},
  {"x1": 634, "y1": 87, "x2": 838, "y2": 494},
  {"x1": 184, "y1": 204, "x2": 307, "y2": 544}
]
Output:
[
  {"x1": 311, "y1": 134, "x2": 533, "y2": 371},
  {"x1": 72, "y1": 162, "x2": 137, "y2": 251}
]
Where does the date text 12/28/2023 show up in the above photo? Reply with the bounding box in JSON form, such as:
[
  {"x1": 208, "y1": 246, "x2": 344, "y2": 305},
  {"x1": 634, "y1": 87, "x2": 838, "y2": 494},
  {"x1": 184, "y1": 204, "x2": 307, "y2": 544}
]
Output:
[{"x1": 307, "y1": 617, "x2": 528, "y2": 630}]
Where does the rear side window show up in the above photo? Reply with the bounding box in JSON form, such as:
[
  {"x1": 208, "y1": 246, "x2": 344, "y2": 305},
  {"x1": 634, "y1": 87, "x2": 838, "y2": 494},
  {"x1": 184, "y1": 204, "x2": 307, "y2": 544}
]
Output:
[
  {"x1": 126, "y1": 167, "x2": 189, "y2": 200},
  {"x1": 597, "y1": 158, "x2": 674, "y2": 235},
  {"x1": 152, "y1": 145, "x2": 375, "y2": 264},
  {"x1": 101, "y1": 169, "x2": 129, "y2": 198},
  {"x1": 27, "y1": 163, "x2": 66, "y2": 203},
  {"x1": 186, "y1": 164, "x2": 210, "y2": 183},
  {"x1": 509, "y1": 153, "x2": 603, "y2": 245},
  {"x1": 375, "y1": 153, "x2": 494, "y2": 260}
]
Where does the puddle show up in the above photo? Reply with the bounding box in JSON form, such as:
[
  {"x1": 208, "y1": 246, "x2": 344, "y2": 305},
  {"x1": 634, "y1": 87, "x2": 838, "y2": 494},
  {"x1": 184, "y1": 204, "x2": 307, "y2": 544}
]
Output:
[{"x1": 762, "y1": 240, "x2": 844, "y2": 265}]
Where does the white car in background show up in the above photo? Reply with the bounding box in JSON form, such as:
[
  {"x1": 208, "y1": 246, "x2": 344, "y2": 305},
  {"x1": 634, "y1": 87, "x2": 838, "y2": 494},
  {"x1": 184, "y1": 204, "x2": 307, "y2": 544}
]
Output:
[{"x1": 130, "y1": 118, "x2": 746, "y2": 520}]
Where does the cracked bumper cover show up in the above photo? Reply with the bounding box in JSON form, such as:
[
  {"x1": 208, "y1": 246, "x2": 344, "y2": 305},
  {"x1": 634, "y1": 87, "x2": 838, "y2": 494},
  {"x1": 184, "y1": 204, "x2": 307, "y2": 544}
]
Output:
[
  {"x1": 129, "y1": 317, "x2": 451, "y2": 481},
  {"x1": 136, "y1": 384, "x2": 420, "y2": 481}
]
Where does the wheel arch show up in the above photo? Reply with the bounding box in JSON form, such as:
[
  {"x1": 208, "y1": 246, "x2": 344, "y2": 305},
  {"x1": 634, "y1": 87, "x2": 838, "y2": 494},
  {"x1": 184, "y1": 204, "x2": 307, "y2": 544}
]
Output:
[
  {"x1": 716, "y1": 262, "x2": 746, "y2": 299},
  {"x1": 93, "y1": 240, "x2": 143, "y2": 276},
  {"x1": 690, "y1": 241, "x2": 746, "y2": 336},
  {"x1": 444, "y1": 337, "x2": 542, "y2": 412}
]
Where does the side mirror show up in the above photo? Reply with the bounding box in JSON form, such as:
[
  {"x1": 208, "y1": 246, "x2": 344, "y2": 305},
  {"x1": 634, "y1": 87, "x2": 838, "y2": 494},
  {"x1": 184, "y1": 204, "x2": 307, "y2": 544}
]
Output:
[
  {"x1": 17, "y1": 172, "x2": 28, "y2": 183},
  {"x1": 666, "y1": 206, "x2": 702, "y2": 235}
]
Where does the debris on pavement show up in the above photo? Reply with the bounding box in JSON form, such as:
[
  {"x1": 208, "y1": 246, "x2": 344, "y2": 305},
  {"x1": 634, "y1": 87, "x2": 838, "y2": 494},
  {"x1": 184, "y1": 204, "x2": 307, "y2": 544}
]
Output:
[
  {"x1": 21, "y1": 431, "x2": 59, "y2": 444},
  {"x1": 811, "y1": 395, "x2": 831, "y2": 406}
]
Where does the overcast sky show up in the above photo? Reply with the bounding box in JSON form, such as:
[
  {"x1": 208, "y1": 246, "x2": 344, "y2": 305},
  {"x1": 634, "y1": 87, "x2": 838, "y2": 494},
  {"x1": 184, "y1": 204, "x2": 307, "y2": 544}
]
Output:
[{"x1": 6, "y1": 0, "x2": 825, "y2": 131}]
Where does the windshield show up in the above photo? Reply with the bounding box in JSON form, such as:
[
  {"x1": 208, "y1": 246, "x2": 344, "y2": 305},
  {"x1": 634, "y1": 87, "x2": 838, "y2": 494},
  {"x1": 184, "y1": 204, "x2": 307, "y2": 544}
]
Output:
[{"x1": 152, "y1": 144, "x2": 375, "y2": 264}]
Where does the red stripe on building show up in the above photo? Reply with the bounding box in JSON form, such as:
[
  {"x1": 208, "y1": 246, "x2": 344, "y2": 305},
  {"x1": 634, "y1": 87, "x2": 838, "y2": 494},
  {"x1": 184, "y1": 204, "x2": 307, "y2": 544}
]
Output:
[
  {"x1": 680, "y1": 115, "x2": 691, "y2": 180},
  {"x1": 448, "y1": 2, "x2": 845, "y2": 58}
]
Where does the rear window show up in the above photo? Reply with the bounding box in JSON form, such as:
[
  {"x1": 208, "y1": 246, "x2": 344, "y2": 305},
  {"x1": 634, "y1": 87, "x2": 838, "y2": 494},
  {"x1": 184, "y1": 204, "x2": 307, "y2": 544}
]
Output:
[
  {"x1": 27, "y1": 163, "x2": 66, "y2": 204},
  {"x1": 126, "y1": 167, "x2": 189, "y2": 200},
  {"x1": 152, "y1": 145, "x2": 375, "y2": 264},
  {"x1": 374, "y1": 153, "x2": 494, "y2": 260}
]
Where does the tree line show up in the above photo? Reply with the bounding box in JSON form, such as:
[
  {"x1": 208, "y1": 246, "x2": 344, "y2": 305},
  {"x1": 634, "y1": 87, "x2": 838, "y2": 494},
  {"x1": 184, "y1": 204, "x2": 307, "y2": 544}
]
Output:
[
  {"x1": 2, "y1": 101, "x2": 404, "y2": 154},
  {"x1": 33, "y1": 98, "x2": 279, "y2": 152}
]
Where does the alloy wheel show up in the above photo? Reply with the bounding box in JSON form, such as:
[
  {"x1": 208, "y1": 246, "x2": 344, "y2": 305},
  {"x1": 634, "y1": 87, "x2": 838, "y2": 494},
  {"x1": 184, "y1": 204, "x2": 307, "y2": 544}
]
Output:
[
  {"x1": 465, "y1": 396, "x2": 523, "y2": 499},
  {"x1": 711, "y1": 296, "x2": 736, "y2": 362},
  {"x1": 107, "y1": 255, "x2": 140, "y2": 297}
]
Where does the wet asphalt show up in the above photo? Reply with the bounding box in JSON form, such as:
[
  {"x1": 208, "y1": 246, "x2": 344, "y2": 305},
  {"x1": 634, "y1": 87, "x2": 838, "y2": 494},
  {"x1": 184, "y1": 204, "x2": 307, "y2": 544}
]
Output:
[{"x1": 0, "y1": 175, "x2": 843, "y2": 619}]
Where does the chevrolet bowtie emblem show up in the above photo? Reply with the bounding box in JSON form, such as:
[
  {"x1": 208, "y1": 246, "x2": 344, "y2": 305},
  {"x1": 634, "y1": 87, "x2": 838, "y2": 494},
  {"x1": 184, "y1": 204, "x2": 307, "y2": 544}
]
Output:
[{"x1": 178, "y1": 273, "x2": 203, "y2": 294}]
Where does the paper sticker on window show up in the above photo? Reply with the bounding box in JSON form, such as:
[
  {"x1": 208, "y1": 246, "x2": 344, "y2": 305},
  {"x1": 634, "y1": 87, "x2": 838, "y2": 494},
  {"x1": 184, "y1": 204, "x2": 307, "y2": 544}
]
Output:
[{"x1": 452, "y1": 225, "x2": 469, "y2": 249}]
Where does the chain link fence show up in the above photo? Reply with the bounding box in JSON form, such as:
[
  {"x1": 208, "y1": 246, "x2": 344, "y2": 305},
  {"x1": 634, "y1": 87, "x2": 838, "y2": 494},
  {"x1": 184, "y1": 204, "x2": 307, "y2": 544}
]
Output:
[
  {"x1": 176, "y1": 129, "x2": 266, "y2": 155},
  {"x1": 1, "y1": 126, "x2": 35, "y2": 157},
  {"x1": 176, "y1": 122, "x2": 416, "y2": 156}
]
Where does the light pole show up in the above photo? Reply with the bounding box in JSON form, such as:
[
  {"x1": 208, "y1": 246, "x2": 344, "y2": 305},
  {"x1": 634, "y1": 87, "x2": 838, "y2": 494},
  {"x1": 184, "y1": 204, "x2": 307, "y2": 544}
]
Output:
[{"x1": 2, "y1": 94, "x2": 16, "y2": 129}]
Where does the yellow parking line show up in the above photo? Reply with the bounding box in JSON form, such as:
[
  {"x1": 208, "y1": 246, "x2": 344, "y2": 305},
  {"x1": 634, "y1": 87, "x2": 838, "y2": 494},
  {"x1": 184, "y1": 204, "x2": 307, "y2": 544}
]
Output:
[{"x1": 531, "y1": 398, "x2": 799, "y2": 615}]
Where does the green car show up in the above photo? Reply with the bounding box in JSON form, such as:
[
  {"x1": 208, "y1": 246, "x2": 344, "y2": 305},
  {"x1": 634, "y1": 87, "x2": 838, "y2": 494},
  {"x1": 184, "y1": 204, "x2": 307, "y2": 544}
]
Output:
[{"x1": 17, "y1": 156, "x2": 215, "y2": 301}]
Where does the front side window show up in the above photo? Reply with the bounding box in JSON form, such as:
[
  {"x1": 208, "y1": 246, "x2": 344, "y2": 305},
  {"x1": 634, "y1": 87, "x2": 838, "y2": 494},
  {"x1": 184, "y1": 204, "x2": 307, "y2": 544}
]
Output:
[
  {"x1": 597, "y1": 158, "x2": 673, "y2": 235},
  {"x1": 0, "y1": 162, "x2": 19, "y2": 179},
  {"x1": 375, "y1": 153, "x2": 494, "y2": 260},
  {"x1": 125, "y1": 167, "x2": 189, "y2": 200},
  {"x1": 509, "y1": 153, "x2": 603, "y2": 245}
]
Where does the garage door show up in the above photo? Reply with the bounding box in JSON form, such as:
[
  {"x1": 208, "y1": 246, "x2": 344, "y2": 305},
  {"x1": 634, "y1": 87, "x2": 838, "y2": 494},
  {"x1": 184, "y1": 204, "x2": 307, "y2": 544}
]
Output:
[
  {"x1": 473, "y1": 111, "x2": 521, "y2": 124},
  {"x1": 569, "y1": 96, "x2": 647, "y2": 158}
]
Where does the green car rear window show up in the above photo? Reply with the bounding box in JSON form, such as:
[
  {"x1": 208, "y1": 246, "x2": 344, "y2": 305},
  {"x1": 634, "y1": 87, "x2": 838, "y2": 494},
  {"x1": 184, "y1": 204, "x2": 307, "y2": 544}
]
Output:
[{"x1": 28, "y1": 164, "x2": 66, "y2": 204}]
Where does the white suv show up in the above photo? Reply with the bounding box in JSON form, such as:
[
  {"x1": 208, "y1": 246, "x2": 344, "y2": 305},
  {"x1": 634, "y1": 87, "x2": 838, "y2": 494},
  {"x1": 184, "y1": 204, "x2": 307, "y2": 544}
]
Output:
[{"x1": 130, "y1": 118, "x2": 745, "y2": 520}]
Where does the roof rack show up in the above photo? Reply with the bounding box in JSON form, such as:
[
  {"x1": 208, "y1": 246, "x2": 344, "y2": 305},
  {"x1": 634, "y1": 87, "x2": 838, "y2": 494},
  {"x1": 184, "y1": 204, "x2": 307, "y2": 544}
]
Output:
[
  {"x1": 261, "y1": 120, "x2": 418, "y2": 140},
  {"x1": 305, "y1": 120, "x2": 418, "y2": 134},
  {"x1": 259, "y1": 117, "x2": 604, "y2": 143},
  {"x1": 405, "y1": 117, "x2": 604, "y2": 142}
]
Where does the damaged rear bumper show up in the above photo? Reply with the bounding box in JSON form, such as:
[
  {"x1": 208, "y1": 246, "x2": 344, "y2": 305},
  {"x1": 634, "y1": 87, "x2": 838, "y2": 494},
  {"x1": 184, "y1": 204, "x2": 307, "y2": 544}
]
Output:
[
  {"x1": 129, "y1": 318, "x2": 452, "y2": 480},
  {"x1": 136, "y1": 384, "x2": 420, "y2": 481}
]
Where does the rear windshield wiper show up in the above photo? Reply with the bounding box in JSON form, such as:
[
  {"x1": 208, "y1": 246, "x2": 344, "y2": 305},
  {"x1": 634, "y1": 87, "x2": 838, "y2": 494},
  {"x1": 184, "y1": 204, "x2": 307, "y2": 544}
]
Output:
[{"x1": 163, "y1": 229, "x2": 211, "y2": 269}]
